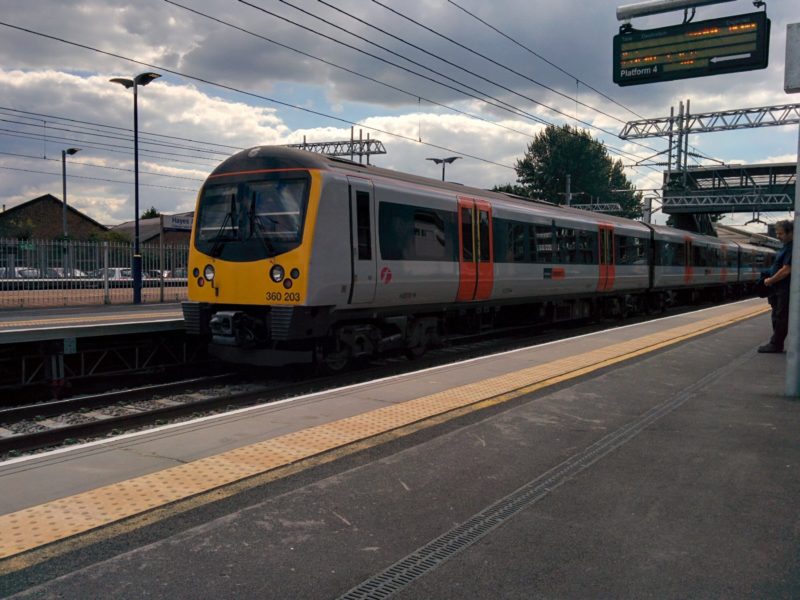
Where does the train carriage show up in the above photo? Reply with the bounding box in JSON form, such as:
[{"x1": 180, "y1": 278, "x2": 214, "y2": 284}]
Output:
[{"x1": 182, "y1": 146, "x2": 775, "y2": 368}]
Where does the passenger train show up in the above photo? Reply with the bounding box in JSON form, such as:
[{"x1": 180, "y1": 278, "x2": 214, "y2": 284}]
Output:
[{"x1": 181, "y1": 146, "x2": 774, "y2": 370}]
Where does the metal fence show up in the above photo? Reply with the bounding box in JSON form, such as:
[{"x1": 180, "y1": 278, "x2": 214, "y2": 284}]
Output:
[{"x1": 0, "y1": 238, "x2": 189, "y2": 308}]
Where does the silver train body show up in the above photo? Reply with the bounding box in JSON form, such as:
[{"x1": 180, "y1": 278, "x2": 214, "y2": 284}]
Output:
[{"x1": 182, "y1": 147, "x2": 774, "y2": 366}]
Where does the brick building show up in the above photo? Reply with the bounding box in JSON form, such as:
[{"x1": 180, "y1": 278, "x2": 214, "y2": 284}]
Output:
[{"x1": 0, "y1": 194, "x2": 108, "y2": 240}]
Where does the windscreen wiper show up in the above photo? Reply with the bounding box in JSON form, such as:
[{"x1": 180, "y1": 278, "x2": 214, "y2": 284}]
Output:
[{"x1": 209, "y1": 194, "x2": 237, "y2": 257}]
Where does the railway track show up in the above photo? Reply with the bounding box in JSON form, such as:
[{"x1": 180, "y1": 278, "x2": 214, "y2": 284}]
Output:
[{"x1": 0, "y1": 301, "x2": 739, "y2": 459}]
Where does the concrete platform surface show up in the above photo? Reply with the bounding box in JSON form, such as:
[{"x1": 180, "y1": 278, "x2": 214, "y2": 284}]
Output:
[
  {"x1": 1, "y1": 302, "x2": 799, "y2": 598},
  {"x1": 0, "y1": 303, "x2": 183, "y2": 343}
]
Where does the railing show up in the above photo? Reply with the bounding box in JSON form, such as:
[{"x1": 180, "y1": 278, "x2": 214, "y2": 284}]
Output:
[{"x1": 0, "y1": 238, "x2": 190, "y2": 308}]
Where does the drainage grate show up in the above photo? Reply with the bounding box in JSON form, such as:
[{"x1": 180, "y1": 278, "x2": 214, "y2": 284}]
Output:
[{"x1": 338, "y1": 349, "x2": 755, "y2": 600}]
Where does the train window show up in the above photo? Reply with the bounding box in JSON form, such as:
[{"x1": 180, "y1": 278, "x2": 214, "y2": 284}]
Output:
[
  {"x1": 615, "y1": 235, "x2": 632, "y2": 265},
  {"x1": 556, "y1": 228, "x2": 577, "y2": 263},
  {"x1": 615, "y1": 235, "x2": 645, "y2": 265},
  {"x1": 356, "y1": 191, "x2": 372, "y2": 260},
  {"x1": 534, "y1": 224, "x2": 554, "y2": 263},
  {"x1": 527, "y1": 224, "x2": 538, "y2": 263},
  {"x1": 479, "y1": 210, "x2": 491, "y2": 263},
  {"x1": 577, "y1": 230, "x2": 598, "y2": 264},
  {"x1": 461, "y1": 208, "x2": 474, "y2": 261},
  {"x1": 632, "y1": 237, "x2": 647, "y2": 265},
  {"x1": 194, "y1": 177, "x2": 310, "y2": 261},
  {"x1": 413, "y1": 211, "x2": 447, "y2": 260},
  {"x1": 656, "y1": 240, "x2": 684, "y2": 267},
  {"x1": 508, "y1": 223, "x2": 525, "y2": 262},
  {"x1": 378, "y1": 202, "x2": 457, "y2": 262}
]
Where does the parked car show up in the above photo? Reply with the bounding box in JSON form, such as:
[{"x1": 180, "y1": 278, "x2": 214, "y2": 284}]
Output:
[
  {"x1": 45, "y1": 267, "x2": 89, "y2": 279},
  {"x1": 0, "y1": 266, "x2": 41, "y2": 279},
  {"x1": 89, "y1": 267, "x2": 132, "y2": 280}
]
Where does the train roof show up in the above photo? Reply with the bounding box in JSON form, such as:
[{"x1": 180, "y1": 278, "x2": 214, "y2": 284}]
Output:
[{"x1": 209, "y1": 146, "x2": 648, "y2": 229}]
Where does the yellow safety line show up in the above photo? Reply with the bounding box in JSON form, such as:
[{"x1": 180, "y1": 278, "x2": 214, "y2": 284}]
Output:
[
  {"x1": 0, "y1": 312, "x2": 181, "y2": 329},
  {"x1": 0, "y1": 303, "x2": 768, "y2": 563}
]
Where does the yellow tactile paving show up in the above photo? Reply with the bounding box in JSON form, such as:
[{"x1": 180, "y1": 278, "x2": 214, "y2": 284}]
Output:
[
  {"x1": 0, "y1": 303, "x2": 768, "y2": 559},
  {"x1": 0, "y1": 311, "x2": 181, "y2": 329}
]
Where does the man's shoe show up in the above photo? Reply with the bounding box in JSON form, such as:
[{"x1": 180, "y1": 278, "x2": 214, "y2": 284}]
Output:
[{"x1": 758, "y1": 344, "x2": 784, "y2": 353}]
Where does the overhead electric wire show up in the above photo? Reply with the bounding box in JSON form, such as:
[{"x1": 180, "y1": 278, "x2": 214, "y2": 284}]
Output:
[
  {"x1": 234, "y1": 0, "x2": 657, "y2": 166},
  {"x1": 0, "y1": 105, "x2": 244, "y2": 152},
  {"x1": 315, "y1": 0, "x2": 628, "y2": 127},
  {"x1": 0, "y1": 130, "x2": 221, "y2": 169},
  {"x1": 365, "y1": 0, "x2": 664, "y2": 154},
  {"x1": 0, "y1": 165, "x2": 199, "y2": 192},
  {"x1": 446, "y1": 0, "x2": 646, "y2": 120},
  {"x1": 0, "y1": 150, "x2": 206, "y2": 181},
  {"x1": 163, "y1": 0, "x2": 534, "y2": 141},
  {"x1": 233, "y1": 0, "x2": 547, "y2": 127},
  {"x1": 0, "y1": 117, "x2": 231, "y2": 159},
  {"x1": 248, "y1": 0, "x2": 653, "y2": 160},
  {"x1": 0, "y1": 17, "x2": 662, "y2": 177},
  {"x1": 444, "y1": 0, "x2": 717, "y2": 167},
  {"x1": 0, "y1": 19, "x2": 519, "y2": 170}
]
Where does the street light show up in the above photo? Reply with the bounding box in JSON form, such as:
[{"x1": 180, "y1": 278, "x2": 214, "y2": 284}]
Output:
[
  {"x1": 61, "y1": 147, "x2": 80, "y2": 239},
  {"x1": 110, "y1": 71, "x2": 161, "y2": 304},
  {"x1": 426, "y1": 156, "x2": 461, "y2": 181}
]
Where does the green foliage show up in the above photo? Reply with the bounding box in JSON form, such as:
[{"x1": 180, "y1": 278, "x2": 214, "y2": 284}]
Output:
[
  {"x1": 88, "y1": 230, "x2": 131, "y2": 243},
  {"x1": 141, "y1": 206, "x2": 161, "y2": 219},
  {"x1": 0, "y1": 217, "x2": 35, "y2": 240},
  {"x1": 492, "y1": 183, "x2": 531, "y2": 197},
  {"x1": 507, "y1": 124, "x2": 643, "y2": 219}
]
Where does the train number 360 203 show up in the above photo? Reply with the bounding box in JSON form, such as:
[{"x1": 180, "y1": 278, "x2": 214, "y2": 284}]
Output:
[{"x1": 265, "y1": 291, "x2": 301, "y2": 302}]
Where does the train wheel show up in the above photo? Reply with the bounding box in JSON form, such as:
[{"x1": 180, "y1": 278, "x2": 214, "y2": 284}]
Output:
[
  {"x1": 404, "y1": 339, "x2": 427, "y2": 360},
  {"x1": 315, "y1": 342, "x2": 351, "y2": 374}
]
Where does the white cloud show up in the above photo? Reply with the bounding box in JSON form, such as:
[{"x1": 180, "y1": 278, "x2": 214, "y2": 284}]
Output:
[{"x1": 0, "y1": 0, "x2": 797, "y2": 232}]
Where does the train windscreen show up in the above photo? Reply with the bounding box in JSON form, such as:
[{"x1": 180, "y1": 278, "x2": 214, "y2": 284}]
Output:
[{"x1": 194, "y1": 177, "x2": 309, "y2": 261}]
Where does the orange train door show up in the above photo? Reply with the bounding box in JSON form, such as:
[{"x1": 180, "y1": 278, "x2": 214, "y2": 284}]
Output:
[
  {"x1": 597, "y1": 224, "x2": 615, "y2": 291},
  {"x1": 456, "y1": 197, "x2": 494, "y2": 301}
]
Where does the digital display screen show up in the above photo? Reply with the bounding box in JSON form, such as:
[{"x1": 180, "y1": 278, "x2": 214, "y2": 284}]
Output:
[{"x1": 613, "y1": 11, "x2": 769, "y2": 86}]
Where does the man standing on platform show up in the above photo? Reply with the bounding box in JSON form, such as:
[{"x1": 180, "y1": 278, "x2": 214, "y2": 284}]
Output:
[{"x1": 760, "y1": 220, "x2": 794, "y2": 353}]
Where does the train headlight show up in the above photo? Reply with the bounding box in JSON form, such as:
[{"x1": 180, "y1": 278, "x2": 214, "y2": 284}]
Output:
[
  {"x1": 203, "y1": 264, "x2": 215, "y2": 281},
  {"x1": 270, "y1": 264, "x2": 285, "y2": 283}
]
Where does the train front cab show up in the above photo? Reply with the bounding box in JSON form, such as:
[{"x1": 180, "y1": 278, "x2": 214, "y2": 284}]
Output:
[{"x1": 183, "y1": 160, "x2": 331, "y2": 365}]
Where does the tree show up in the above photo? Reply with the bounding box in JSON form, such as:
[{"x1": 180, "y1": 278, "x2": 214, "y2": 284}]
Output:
[
  {"x1": 89, "y1": 230, "x2": 131, "y2": 243},
  {"x1": 492, "y1": 183, "x2": 531, "y2": 197},
  {"x1": 506, "y1": 124, "x2": 642, "y2": 219},
  {"x1": 141, "y1": 206, "x2": 161, "y2": 219},
  {"x1": 0, "y1": 217, "x2": 35, "y2": 240}
]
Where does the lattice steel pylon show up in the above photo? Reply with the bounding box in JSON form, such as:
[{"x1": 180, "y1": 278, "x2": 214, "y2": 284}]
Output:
[
  {"x1": 620, "y1": 103, "x2": 800, "y2": 139},
  {"x1": 285, "y1": 139, "x2": 386, "y2": 163},
  {"x1": 570, "y1": 203, "x2": 623, "y2": 213},
  {"x1": 619, "y1": 101, "x2": 799, "y2": 222}
]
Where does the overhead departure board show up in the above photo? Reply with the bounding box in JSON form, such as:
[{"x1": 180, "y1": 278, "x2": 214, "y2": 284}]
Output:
[{"x1": 613, "y1": 11, "x2": 770, "y2": 86}]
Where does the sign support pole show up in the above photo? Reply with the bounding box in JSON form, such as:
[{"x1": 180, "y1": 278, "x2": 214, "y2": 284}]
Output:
[{"x1": 784, "y1": 23, "x2": 799, "y2": 396}]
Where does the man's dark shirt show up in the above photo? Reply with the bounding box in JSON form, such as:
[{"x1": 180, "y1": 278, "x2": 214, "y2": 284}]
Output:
[{"x1": 769, "y1": 241, "x2": 793, "y2": 291}]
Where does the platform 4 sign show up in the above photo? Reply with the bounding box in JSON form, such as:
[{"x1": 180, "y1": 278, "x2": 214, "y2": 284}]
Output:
[{"x1": 613, "y1": 11, "x2": 770, "y2": 86}]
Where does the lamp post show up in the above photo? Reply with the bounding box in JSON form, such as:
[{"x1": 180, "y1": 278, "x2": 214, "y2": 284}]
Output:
[
  {"x1": 426, "y1": 156, "x2": 461, "y2": 181},
  {"x1": 61, "y1": 147, "x2": 80, "y2": 239},
  {"x1": 110, "y1": 72, "x2": 161, "y2": 304}
]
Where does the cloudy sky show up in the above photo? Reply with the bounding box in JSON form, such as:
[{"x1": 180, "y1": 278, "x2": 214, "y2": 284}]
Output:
[{"x1": 0, "y1": 0, "x2": 797, "y2": 227}]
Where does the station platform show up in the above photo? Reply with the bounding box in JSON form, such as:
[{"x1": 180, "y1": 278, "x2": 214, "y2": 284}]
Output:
[
  {"x1": 0, "y1": 303, "x2": 184, "y2": 345},
  {"x1": 1, "y1": 298, "x2": 798, "y2": 598}
]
